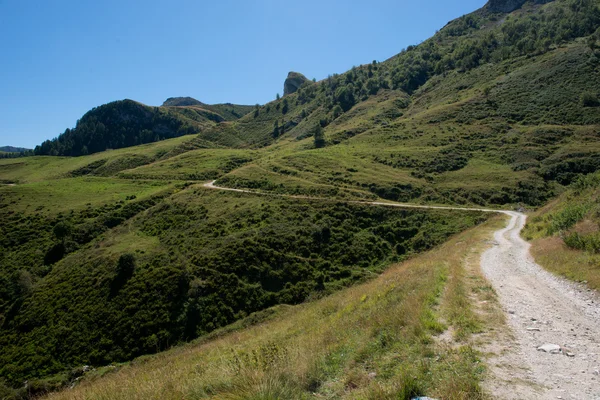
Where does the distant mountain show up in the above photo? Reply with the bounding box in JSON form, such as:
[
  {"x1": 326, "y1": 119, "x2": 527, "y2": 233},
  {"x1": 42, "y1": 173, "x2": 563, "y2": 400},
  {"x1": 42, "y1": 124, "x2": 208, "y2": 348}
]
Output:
[
  {"x1": 162, "y1": 97, "x2": 204, "y2": 107},
  {"x1": 0, "y1": 146, "x2": 30, "y2": 153},
  {"x1": 34, "y1": 98, "x2": 254, "y2": 157}
]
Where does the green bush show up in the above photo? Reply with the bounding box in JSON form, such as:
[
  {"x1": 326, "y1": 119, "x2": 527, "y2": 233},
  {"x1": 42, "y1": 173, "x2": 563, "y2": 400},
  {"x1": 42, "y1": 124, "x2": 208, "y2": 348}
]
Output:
[
  {"x1": 549, "y1": 204, "x2": 591, "y2": 234},
  {"x1": 581, "y1": 92, "x2": 600, "y2": 107}
]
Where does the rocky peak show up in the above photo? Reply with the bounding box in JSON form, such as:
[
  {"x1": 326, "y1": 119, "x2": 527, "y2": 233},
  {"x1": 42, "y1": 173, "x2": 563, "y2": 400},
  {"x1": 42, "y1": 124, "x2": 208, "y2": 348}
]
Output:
[{"x1": 283, "y1": 72, "x2": 309, "y2": 96}]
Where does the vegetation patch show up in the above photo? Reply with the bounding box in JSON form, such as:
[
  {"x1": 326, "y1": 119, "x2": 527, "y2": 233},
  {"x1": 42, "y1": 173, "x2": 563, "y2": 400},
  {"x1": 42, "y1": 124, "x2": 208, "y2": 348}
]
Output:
[{"x1": 523, "y1": 172, "x2": 600, "y2": 289}]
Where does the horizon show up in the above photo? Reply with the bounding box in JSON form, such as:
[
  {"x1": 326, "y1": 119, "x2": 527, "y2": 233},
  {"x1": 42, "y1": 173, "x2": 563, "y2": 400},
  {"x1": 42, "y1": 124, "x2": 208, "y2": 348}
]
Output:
[{"x1": 0, "y1": 0, "x2": 486, "y2": 149}]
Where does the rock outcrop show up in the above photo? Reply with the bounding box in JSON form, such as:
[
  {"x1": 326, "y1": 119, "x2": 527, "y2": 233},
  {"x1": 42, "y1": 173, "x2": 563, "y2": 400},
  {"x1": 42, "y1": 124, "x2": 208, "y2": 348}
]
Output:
[
  {"x1": 283, "y1": 72, "x2": 309, "y2": 96},
  {"x1": 486, "y1": 0, "x2": 553, "y2": 13}
]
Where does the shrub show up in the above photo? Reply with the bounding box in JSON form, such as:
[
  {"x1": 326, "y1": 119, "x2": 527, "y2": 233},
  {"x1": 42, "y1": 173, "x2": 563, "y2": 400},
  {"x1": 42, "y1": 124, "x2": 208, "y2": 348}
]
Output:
[
  {"x1": 581, "y1": 92, "x2": 600, "y2": 107},
  {"x1": 549, "y1": 204, "x2": 590, "y2": 234}
]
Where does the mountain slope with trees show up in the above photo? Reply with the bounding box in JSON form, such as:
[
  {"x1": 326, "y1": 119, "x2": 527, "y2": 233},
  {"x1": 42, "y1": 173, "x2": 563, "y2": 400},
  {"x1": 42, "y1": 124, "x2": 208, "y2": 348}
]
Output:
[
  {"x1": 33, "y1": 99, "x2": 253, "y2": 157},
  {"x1": 1, "y1": 0, "x2": 600, "y2": 397}
]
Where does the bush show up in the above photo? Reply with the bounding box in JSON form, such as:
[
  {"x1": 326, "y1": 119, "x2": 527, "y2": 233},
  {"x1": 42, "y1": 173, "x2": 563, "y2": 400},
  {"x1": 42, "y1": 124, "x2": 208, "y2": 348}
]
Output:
[
  {"x1": 581, "y1": 92, "x2": 600, "y2": 107},
  {"x1": 563, "y1": 232, "x2": 600, "y2": 253},
  {"x1": 549, "y1": 204, "x2": 590, "y2": 234}
]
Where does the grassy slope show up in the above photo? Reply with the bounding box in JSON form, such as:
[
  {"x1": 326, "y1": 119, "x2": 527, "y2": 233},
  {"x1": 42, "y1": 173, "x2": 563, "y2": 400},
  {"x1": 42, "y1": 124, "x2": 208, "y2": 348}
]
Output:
[
  {"x1": 33, "y1": 98, "x2": 253, "y2": 158},
  {"x1": 523, "y1": 172, "x2": 600, "y2": 289},
  {"x1": 206, "y1": 43, "x2": 600, "y2": 207},
  {"x1": 1, "y1": 0, "x2": 599, "y2": 395},
  {"x1": 45, "y1": 216, "x2": 506, "y2": 400},
  {"x1": 0, "y1": 135, "x2": 196, "y2": 184},
  {"x1": 0, "y1": 184, "x2": 486, "y2": 388}
]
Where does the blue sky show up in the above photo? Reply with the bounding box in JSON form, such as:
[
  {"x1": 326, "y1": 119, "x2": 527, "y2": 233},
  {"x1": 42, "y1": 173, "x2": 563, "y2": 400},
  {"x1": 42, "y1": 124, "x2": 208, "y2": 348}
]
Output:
[{"x1": 0, "y1": 0, "x2": 486, "y2": 149}]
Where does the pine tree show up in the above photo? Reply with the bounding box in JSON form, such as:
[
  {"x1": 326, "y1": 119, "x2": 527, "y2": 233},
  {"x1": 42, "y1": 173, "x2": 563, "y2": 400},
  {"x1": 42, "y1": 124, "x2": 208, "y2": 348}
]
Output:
[{"x1": 314, "y1": 124, "x2": 325, "y2": 148}]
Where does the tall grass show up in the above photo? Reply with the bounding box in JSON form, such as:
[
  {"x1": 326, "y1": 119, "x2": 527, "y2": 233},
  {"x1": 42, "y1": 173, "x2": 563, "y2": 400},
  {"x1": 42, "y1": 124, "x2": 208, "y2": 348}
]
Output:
[
  {"x1": 47, "y1": 217, "x2": 503, "y2": 400},
  {"x1": 523, "y1": 171, "x2": 600, "y2": 290}
]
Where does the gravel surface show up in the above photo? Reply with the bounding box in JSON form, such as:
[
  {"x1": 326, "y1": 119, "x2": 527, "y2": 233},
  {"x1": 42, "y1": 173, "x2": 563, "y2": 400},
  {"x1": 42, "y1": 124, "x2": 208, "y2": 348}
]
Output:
[{"x1": 481, "y1": 212, "x2": 600, "y2": 400}]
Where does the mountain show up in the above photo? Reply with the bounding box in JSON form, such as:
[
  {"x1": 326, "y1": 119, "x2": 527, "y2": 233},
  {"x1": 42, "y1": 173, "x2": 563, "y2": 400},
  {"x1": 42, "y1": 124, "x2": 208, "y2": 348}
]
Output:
[
  {"x1": 162, "y1": 96, "x2": 204, "y2": 107},
  {"x1": 189, "y1": 0, "x2": 600, "y2": 204},
  {"x1": 0, "y1": 146, "x2": 31, "y2": 153},
  {"x1": 34, "y1": 99, "x2": 254, "y2": 157},
  {"x1": 1, "y1": 0, "x2": 600, "y2": 397}
]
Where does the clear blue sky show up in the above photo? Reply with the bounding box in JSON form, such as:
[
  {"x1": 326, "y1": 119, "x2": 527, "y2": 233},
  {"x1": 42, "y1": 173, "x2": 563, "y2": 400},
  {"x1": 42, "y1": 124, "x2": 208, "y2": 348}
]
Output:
[{"x1": 0, "y1": 0, "x2": 486, "y2": 149}]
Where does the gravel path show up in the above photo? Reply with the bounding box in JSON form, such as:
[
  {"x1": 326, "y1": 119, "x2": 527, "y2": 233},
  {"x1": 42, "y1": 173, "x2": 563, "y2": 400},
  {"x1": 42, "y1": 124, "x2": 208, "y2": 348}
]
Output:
[
  {"x1": 481, "y1": 211, "x2": 600, "y2": 399},
  {"x1": 203, "y1": 181, "x2": 600, "y2": 398}
]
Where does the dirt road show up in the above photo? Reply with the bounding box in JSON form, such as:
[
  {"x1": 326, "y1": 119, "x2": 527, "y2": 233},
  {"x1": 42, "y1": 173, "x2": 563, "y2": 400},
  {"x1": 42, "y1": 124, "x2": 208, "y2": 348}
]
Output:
[
  {"x1": 203, "y1": 181, "x2": 600, "y2": 399},
  {"x1": 482, "y1": 212, "x2": 600, "y2": 399}
]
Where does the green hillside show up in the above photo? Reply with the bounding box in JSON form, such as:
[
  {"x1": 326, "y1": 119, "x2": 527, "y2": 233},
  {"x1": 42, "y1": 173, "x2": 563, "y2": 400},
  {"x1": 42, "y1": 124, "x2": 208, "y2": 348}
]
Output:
[
  {"x1": 187, "y1": 0, "x2": 600, "y2": 206},
  {"x1": 1, "y1": 0, "x2": 600, "y2": 397},
  {"x1": 523, "y1": 171, "x2": 600, "y2": 288},
  {"x1": 36, "y1": 216, "x2": 505, "y2": 400},
  {"x1": 0, "y1": 147, "x2": 34, "y2": 159},
  {"x1": 33, "y1": 99, "x2": 253, "y2": 157},
  {"x1": 162, "y1": 97, "x2": 255, "y2": 121}
]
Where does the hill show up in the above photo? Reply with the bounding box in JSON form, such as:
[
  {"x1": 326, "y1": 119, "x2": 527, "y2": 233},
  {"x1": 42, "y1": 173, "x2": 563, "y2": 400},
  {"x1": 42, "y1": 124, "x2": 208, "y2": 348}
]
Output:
[
  {"x1": 28, "y1": 216, "x2": 505, "y2": 400},
  {"x1": 0, "y1": 146, "x2": 31, "y2": 153},
  {"x1": 162, "y1": 97, "x2": 255, "y2": 121},
  {"x1": 188, "y1": 0, "x2": 600, "y2": 207},
  {"x1": 1, "y1": 0, "x2": 600, "y2": 397},
  {"x1": 162, "y1": 97, "x2": 204, "y2": 107},
  {"x1": 33, "y1": 99, "x2": 254, "y2": 157},
  {"x1": 0, "y1": 147, "x2": 34, "y2": 160}
]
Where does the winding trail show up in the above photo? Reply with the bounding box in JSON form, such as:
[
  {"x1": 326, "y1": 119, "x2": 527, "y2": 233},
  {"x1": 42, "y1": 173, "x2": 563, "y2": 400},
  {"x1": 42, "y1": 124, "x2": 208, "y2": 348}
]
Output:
[{"x1": 203, "y1": 181, "x2": 600, "y2": 399}]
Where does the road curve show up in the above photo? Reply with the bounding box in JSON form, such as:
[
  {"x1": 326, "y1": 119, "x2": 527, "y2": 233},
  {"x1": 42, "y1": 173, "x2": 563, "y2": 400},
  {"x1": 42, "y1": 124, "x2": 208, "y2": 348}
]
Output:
[
  {"x1": 203, "y1": 180, "x2": 600, "y2": 399},
  {"x1": 202, "y1": 180, "x2": 507, "y2": 214}
]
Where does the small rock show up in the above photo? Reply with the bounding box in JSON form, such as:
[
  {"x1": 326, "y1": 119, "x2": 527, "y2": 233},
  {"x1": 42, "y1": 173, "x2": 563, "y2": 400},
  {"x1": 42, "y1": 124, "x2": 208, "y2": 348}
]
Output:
[
  {"x1": 566, "y1": 352, "x2": 575, "y2": 357},
  {"x1": 527, "y1": 327, "x2": 541, "y2": 332},
  {"x1": 537, "y1": 343, "x2": 561, "y2": 354},
  {"x1": 508, "y1": 310, "x2": 516, "y2": 314}
]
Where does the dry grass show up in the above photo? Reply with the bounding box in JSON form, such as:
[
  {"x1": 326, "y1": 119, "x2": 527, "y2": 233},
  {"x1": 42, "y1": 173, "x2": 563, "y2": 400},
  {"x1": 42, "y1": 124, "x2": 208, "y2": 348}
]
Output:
[
  {"x1": 522, "y1": 172, "x2": 600, "y2": 291},
  {"x1": 530, "y1": 236, "x2": 600, "y2": 290},
  {"x1": 46, "y1": 217, "x2": 506, "y2": 400}
]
